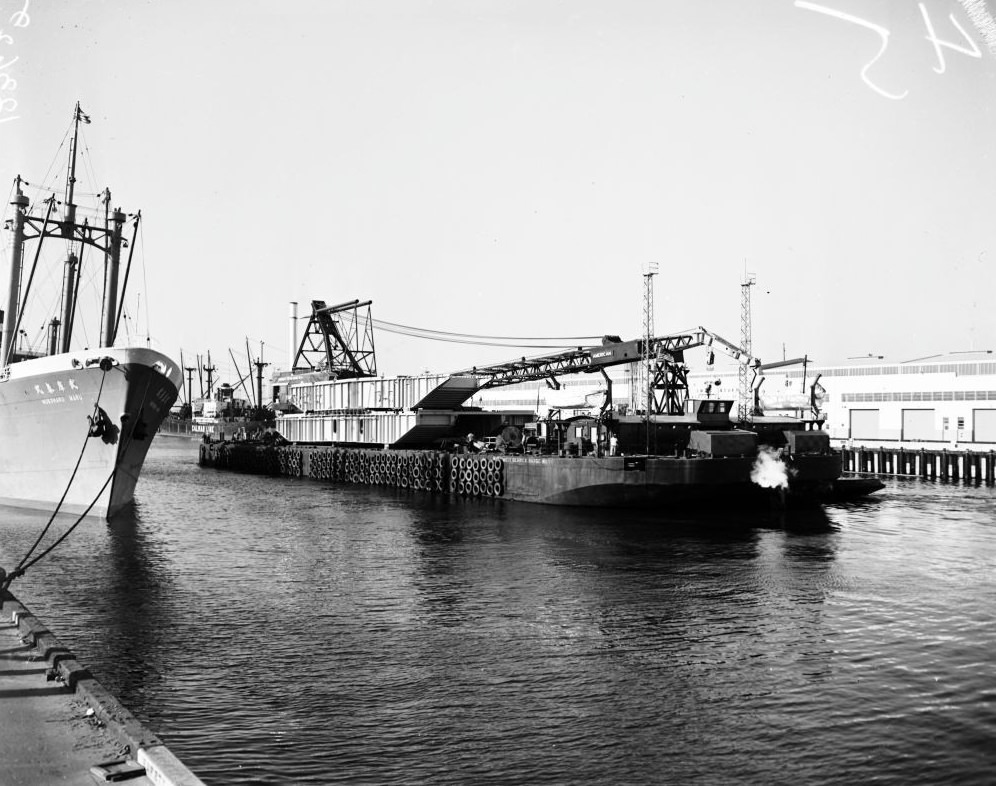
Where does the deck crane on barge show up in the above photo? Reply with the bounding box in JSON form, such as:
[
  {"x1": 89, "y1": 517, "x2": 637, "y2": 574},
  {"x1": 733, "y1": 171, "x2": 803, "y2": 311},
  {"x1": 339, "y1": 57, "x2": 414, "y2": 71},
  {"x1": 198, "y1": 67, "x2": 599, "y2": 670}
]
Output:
[
  {"x1": 457, "y1": 326, "x2": 767, "y2": 419},
  {"x1": 279, "y1": 299, "x2": 820, "y2": 456},
  {"x1": 217, "y1": 298, "x2": 883, "y2": 508},
  {"x1": 451, "y1": 326, "x2": 807, "y2": 457}
]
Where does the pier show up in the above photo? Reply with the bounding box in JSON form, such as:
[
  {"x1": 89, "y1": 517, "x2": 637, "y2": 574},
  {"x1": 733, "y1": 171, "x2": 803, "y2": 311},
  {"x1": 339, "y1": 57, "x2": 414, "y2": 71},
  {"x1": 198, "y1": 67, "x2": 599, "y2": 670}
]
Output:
[
  {"x1": 840, "y1": 446, "x2": 996, "y2": 485},
  {"x1": 0, "y1": 590, "x2": 204, "y2": 785}
]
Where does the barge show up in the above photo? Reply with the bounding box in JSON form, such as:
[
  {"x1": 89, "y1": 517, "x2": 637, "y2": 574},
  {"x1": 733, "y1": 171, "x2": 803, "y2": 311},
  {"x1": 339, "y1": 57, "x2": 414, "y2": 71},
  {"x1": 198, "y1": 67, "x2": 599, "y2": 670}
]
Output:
[
  {"x1": 199, "y1": 299, "x2": 883, "y2": 508},
  {"x1": 199, "y1": 440, "x2": 861, "y2": 508}
]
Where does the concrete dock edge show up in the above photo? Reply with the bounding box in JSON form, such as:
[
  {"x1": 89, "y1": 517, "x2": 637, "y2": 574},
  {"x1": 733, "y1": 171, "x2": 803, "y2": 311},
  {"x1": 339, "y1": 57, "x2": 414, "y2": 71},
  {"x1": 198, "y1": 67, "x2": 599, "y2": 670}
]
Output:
[{"x1": 1, "y1": 590, "x2": 205, "y2": 786}]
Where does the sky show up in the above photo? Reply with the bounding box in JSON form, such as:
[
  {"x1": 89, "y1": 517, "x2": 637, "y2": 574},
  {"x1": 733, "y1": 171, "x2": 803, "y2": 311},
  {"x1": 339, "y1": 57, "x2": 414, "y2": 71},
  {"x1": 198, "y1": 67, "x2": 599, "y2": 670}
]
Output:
[{"x1": 3, "y1": 0, "x2": 996, "y2": 387}]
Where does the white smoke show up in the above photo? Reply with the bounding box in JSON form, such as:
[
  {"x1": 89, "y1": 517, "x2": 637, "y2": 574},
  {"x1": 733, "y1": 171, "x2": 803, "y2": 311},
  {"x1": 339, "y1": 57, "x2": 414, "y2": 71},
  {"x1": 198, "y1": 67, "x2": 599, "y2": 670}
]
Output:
[{"x1": 750, "y1": 446, "x2": 792, "y2": 490}]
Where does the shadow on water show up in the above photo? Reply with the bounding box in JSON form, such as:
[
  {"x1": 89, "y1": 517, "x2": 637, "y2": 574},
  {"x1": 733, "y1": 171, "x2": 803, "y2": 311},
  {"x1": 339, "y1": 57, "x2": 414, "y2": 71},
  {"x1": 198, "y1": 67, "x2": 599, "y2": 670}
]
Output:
[
  {"x1": 394, "y1": 495, "x2": 845, "y2": 707},
  {"x1": 93, "y1": 506, "x2": 176, "y2": 711},
  {"x1": 399, "y1": 494, "x2": 843, "y2": 603},
  {"x1": 0, "y1": 500, "x2": 175, "y2": 714},
  {"x1": 399, "y1": 492, "x2": 841, "y2": 556}
]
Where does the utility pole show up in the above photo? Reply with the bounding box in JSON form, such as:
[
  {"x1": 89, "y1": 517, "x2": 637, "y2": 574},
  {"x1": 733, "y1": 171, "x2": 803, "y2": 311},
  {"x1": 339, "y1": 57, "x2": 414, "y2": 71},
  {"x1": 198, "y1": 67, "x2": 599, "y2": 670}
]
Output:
[{"x1": 739, "y1": 273, "x2": 756, "y2": 423}]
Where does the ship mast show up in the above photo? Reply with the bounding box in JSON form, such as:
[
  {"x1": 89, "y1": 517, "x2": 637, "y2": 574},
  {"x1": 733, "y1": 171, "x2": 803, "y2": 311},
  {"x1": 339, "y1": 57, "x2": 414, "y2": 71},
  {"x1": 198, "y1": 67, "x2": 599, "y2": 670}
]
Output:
[
  {"x1": 1, "y1": 103, "x2": 131, "y2": 364},
  {"x1": 100, "y1": 198, "x2": 125, "y2": 348},
  {"x1": 57, "y1": 103, "x2": 85, "y2": 353},
  {"x1": 64, "y1": 102, "x2": 83, "y2": 231},
  {"x1": 1, "y1": 179, "x2": 30, "y2": 366}
]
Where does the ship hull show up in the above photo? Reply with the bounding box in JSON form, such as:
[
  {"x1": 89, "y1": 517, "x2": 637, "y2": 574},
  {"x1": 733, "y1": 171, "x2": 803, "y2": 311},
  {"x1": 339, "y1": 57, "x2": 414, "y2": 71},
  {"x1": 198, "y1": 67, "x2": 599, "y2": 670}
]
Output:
[{"x1": 0, "y1": 347, "x2": 181, "y2": 519}]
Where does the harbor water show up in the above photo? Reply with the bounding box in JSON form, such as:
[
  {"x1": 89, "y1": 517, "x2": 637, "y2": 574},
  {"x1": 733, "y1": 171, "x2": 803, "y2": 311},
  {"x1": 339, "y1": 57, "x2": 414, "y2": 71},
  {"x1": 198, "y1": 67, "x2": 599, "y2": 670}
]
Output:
[{"x1": 1, "y1": 440, "x2": 994, "y2": 784}]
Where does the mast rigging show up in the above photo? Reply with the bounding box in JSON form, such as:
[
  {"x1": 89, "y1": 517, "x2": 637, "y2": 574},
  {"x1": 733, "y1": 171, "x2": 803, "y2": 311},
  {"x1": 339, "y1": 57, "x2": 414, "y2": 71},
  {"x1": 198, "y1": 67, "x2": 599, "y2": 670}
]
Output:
[{"x1": 2, "y1": 102, "x2": 131, "y2": 364}]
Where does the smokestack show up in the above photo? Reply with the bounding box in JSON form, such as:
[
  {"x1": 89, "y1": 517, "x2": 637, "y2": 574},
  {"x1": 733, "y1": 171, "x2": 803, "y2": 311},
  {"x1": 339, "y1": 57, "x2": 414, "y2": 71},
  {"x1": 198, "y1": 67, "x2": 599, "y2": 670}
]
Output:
[{"x1": 289, "y1": 301, "x2": 298, "y2": 370}]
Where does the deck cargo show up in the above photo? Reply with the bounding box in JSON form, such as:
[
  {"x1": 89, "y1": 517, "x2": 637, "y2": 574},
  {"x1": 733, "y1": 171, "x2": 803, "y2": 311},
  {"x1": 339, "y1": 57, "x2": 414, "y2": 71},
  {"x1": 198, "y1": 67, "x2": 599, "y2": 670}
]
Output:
[{"x1": 687, "y1": 430, "x2": 758, "y2": 458}]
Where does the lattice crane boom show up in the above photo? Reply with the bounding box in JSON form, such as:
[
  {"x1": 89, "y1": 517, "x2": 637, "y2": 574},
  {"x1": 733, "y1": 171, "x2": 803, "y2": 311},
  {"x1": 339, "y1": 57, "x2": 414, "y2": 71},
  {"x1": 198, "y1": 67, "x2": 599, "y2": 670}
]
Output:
[
  {"x1": 292, "y1": 299, "x2": 377, "y2": 379},
  {"x1": 457, "y1": 325, "x2": 763, "y2": 417}
]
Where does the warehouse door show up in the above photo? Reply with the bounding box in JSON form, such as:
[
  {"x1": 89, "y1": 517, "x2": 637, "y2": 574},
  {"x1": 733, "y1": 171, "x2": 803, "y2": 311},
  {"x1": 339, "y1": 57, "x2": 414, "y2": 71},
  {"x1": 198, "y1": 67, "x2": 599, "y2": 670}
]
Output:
[
  {"x1": 973, "y1": 409, "x2": 996, "y2": 443},
  {"x1": 849, "y1": 409, "x2": 880, "y2": 440},
  {"x1": 902, "y1": 409, "x2": 937, "y2": 441}
]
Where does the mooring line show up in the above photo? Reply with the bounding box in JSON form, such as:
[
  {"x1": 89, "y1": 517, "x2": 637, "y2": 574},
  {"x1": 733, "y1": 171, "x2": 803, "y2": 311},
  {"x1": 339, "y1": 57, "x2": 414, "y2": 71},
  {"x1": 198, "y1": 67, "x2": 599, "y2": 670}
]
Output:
[
  {"x1": 1, "y1": 367, "x2": 115, "y2": 600},
  {"x1": 13, "y1": 368, "x2": 110, "y2": 570},
  {"x1": 1, "y1": 360, "x2": 164, "y2": 603}
]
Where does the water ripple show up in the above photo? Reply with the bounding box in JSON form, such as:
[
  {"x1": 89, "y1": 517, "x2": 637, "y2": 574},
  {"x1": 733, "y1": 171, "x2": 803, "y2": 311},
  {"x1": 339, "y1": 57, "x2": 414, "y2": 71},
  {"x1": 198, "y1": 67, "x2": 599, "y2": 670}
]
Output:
[{"x1": 1, "y1": 447, "x2": 994, "y2": 784}]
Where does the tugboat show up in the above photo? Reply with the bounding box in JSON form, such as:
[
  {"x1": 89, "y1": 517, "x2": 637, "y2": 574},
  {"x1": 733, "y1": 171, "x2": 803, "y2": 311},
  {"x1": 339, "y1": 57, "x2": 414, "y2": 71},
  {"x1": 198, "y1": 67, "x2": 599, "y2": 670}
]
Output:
[{"x1": 0, "y1": 104, "x2": 181, "y2": 519}]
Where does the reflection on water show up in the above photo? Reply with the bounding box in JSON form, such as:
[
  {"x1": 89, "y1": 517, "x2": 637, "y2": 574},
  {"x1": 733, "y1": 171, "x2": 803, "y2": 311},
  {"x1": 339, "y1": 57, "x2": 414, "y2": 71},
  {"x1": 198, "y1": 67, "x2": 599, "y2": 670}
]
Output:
[
  {"x1": 99, "y1": 512, "x2": 175, "y2": 711},
  {"x1": 1, "y1": 441, "x2": 994, "y2": 784}
]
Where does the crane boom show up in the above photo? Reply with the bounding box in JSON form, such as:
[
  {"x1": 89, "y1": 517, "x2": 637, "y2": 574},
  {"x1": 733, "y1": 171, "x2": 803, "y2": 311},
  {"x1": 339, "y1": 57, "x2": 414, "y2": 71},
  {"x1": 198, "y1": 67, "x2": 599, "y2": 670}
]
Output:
[
  {"x1": 457, "y1": 326, "x2": 761, "y2": 390},
  {"x1": 695, "y1": 327, "x2": 762, "y2": 370}
]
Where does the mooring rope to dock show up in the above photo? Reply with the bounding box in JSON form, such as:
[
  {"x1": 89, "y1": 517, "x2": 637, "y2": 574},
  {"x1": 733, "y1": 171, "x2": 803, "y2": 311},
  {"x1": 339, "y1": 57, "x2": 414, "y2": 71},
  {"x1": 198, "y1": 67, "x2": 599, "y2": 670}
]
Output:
[
  {"x1": 0, "y1": 469, "x2": 117, "y2": 604},
  {"x1": 1, "y1": 361, "x2": 155, "y2": 604}
]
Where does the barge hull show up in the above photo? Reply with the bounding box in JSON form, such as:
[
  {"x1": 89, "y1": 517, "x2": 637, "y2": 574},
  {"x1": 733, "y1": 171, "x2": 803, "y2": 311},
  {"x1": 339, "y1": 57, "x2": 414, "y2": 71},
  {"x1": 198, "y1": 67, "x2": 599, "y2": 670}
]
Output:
[
  {"x1": 199, "y1": 443, "x2": 848, "y2": 509},
  {"x1": 502, "y1": 454, "x2": 841, "y2": 507}
]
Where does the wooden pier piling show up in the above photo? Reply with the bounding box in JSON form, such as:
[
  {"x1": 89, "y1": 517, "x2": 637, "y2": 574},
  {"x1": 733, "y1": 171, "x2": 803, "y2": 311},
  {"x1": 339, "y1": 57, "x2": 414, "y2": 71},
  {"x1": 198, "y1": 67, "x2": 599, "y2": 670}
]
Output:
[{"x1": 839, "y1": 446, "x2": 996, "y2": 486}]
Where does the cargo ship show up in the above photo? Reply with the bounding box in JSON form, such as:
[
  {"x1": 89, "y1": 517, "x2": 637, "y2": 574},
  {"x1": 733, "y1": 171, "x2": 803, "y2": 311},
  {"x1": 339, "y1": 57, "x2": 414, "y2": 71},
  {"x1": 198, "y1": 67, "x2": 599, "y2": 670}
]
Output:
[
  {"x1": 0, "y1": 105, "x2": 180, "y2": 519},
  {"x1": 199, "y1": 299, "x2": 882, "y2": 508}
]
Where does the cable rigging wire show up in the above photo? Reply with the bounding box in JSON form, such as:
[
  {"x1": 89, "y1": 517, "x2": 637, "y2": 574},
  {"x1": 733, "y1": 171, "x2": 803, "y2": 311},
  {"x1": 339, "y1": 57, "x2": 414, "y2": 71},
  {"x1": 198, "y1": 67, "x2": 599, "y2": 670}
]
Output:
[
  {"x1": 370, "y1": 329, "x2": 585, "y2": 349},
  {"x1": 332, "y1": 310, "x2": 603, "y2": 349},
  {"x1": 369, "y1": 316, "x2": 602, "y2": 342},
  {"x1": 80, "y1": 135, "x2": 102, "y2": 202},
  {"x1": 10, "y1": 120, "x2": 144, "y2": 356},
  {"x1": 34, "y1": 125, "x2": 72, "y2": 198},
  {"x1": 140, "y1": 221, "x2": 151, "y2": 343}
]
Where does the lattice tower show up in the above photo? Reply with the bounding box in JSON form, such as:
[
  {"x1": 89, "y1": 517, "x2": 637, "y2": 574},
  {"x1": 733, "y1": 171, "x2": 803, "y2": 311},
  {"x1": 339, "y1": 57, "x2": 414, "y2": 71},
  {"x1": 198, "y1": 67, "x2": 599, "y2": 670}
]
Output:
[
  {"x1": 739, "y1": 274, "x2": 756, "y2": 422},
  {"x1": 641, "y1": 265, "x2": 658, "y2": 417}
]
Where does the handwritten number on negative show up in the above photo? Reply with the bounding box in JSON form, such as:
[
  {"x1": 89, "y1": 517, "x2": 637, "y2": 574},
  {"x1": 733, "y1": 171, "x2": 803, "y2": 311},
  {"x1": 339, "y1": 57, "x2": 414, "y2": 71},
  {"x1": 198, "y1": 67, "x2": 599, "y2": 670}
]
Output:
[
  {"x1": 919, "y1": 3, "x2": 981, "y2": 74},
  {"x1": 796, "y1": 2, "x2": 984, "y2": 99},
  {"x1": 0, "y1": 96, "x2": 17, "y2": 123},
  {"x1": 0, "y1": 1, "x2": 25, "y2": 123},
  {"x1": 795, "y1": 2, "x2": 909, "y2": 100}
]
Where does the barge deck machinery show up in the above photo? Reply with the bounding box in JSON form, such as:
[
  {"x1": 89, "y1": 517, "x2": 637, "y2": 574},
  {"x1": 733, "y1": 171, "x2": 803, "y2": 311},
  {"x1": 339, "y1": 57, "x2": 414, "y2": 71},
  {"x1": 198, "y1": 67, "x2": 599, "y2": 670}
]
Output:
[{"x1": 201, "y1": 299, "x2": 882, "y2": 508}]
